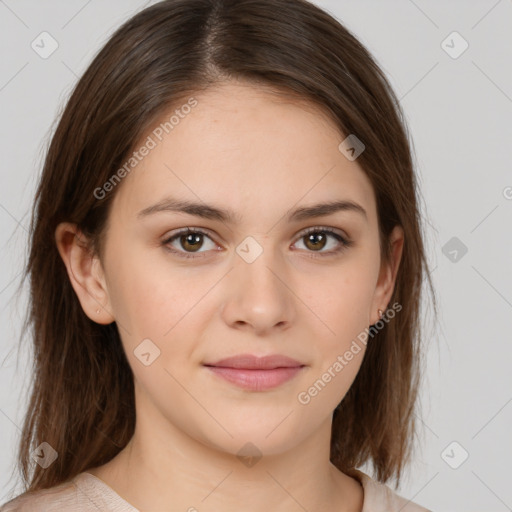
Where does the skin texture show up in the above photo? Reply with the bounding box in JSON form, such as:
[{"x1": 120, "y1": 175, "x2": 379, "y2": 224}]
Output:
[{"x1": 55, "y1": 80, "x2": 403, "y2": 512}]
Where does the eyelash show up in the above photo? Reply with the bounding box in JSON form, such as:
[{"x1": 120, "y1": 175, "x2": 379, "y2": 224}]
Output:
[{"x1": 162, "y1": 226, "x2": 353, "y2": 260}]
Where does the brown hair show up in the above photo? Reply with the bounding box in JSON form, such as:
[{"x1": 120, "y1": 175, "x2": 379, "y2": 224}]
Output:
[{"x1": 7, "y1": 0, "x2": 437, "y2": 497}]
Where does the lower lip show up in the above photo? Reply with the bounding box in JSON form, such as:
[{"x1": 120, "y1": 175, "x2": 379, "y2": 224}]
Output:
[{"x1": 205, "y1": 366, "x2": 304, "y2": 391}]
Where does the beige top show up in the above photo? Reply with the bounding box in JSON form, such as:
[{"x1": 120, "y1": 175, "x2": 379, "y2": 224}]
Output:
[{"x1": 0, "y1": 470, "x2": 431, "y2": 511}]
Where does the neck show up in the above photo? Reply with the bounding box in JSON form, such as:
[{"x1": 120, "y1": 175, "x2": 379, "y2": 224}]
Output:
[{"x1": 88, "y1": 390, "x2": 364, "y2": 512}]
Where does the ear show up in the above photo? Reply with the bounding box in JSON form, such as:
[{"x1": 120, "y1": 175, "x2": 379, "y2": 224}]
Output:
[
  {"x1": 370, "y1": 225, "x2": 404, "y2": 325},
  {"x1": 55, "y1": 222, "x2": 115, "y2": 324}
]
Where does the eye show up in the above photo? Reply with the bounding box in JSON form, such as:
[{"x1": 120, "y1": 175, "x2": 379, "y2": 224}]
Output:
[
  {"x1": 162, "y1": 226, "x2": 353, "y2": 260},
  {"x1": 292, "y1": 226, "x2": 353, "y2": 257},
  {"x1": 162, "y1": 228, "x2": 219, "y2": 259}
]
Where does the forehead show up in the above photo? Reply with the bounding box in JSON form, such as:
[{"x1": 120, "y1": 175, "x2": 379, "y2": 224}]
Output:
[{"x1": 110, "y1": 81, "x2": 377, "y2": 226}]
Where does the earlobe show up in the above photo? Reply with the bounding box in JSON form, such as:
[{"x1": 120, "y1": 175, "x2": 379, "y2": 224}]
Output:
[{"x1": 54, "y1": 222, "x2": 115, "y2": 324}]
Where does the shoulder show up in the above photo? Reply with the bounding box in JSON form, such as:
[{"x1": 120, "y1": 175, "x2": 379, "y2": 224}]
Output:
[
  {"x1": 0, "y1": 472, "x2": 131, "y2": 512},
  {"x1": 0, "y1": 477, "x2": 81, "y2": 512},
  {"x1": 353, "y1": 470, "x2": 432, "y2": 512}
]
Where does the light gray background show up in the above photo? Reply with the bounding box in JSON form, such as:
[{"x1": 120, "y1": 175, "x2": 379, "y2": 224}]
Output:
[{"x1": 1, "y1": 1, "x2": 511, "y2": 510}]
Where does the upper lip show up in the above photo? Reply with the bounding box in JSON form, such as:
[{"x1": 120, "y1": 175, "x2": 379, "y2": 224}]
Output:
[{"x1": 204, "y1": 354, "x2": 305, "y2": 370}]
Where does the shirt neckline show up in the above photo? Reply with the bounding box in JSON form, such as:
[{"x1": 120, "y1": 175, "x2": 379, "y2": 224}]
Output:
[
  {"x1": 74, "y1": 472, "x2": 141, "y2": 511},
  {"x1": 77, "y1": 470, "x2": 369, "y2": 512}
]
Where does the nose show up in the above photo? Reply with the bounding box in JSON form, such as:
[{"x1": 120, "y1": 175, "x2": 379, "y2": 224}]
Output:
[{"x1": 220, "y1": 242, "x2": 295, "y2": 336}]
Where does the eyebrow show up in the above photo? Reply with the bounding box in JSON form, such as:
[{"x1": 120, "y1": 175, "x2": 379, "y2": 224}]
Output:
[{"x1": 137, "y1": 197, "x2": 367, "y2": 223}]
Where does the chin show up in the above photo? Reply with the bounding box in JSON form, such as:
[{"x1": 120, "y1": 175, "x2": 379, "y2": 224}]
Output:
[{"x1": 198, "y1": 420, "x2": 308, "y2": 460}]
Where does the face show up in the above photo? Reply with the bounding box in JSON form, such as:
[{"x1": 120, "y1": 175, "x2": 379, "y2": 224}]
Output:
[{"x1": 68, "y1": 81, "x2": 403, "y2": 457}]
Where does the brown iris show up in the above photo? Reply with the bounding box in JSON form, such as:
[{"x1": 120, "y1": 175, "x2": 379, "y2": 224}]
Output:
[
  {"x1": 304, "y1": 232, "x2": 327, "y2": 251},
  {"x1": 180, "y1": 233, "x2": 204, "y2": 252}
]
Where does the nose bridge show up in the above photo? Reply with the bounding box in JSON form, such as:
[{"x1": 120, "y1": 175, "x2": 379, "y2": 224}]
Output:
[
  {"x1": 235, "y1": 234, "x2": 285, "y2": 299},
  {"x1": 221, "y1": 234, "x2": 294, "y2": 331}
]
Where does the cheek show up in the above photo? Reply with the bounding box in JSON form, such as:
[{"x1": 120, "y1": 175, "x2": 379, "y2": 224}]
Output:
[
  {"x1": 106, "y1": 250, "x2": 217, "y2": 374},
  {"x1": 298, "y1": 263, "x2": 376, "y2": 402},
  {"x1": 106, "y1": 247, "x2": 195, "y2": 333},
  {"x1": 305, "y1": 266, "x2": 376, "y2": 346}
]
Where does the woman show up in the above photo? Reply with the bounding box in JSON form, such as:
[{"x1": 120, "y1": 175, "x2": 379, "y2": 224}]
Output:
[{"x1": 1, "y1": 0, "x2": 436, "y2": 510}]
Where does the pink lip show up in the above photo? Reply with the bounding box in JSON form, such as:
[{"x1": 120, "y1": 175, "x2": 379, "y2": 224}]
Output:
[{"x1": 203, "y1": 354, "x2": 305, "y2": 391}]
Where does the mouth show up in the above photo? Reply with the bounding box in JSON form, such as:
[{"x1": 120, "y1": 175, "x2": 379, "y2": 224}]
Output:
[{"x1": 203, "y1": 354, "x2": 306, "y2": 391}]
